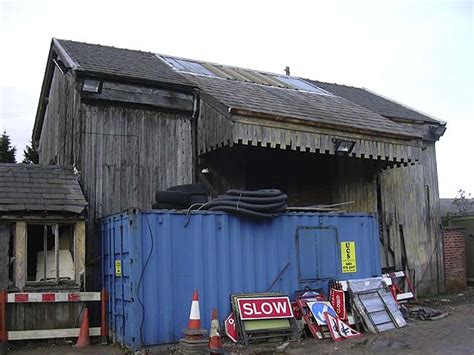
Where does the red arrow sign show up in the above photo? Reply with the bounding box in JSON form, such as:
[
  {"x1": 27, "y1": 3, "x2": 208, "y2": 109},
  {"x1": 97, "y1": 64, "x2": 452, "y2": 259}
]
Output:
[{"x1": 224, "y1": 312, "x2": 238, "y2": 343}]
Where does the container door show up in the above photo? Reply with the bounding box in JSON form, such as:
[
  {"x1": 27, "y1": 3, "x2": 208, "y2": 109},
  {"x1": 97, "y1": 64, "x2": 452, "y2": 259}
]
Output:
[
  {"x1": 104, "y1": 217, "x2": 133, "y2": 347},
  {"x1": 296, "y1": 227, "x2": 339, "y2": 291}
]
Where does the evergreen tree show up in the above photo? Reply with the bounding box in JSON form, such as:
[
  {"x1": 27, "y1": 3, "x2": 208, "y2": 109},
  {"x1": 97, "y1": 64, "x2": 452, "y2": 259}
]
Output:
[
  {"x1": 22, "y1": 140, "x2": 39, "y2": 164},
  {"x1": 0, "y1": 131, "x2": 16, "y2": 163}
]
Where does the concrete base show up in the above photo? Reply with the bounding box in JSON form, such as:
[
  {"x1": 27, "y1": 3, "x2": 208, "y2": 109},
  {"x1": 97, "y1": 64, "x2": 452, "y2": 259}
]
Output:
[{"x1": 179, "y1": 337, "x2": 209, "y2": 353}]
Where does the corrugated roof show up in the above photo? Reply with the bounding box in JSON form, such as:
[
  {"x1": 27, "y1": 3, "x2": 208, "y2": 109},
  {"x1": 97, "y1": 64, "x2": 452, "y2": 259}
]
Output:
[
  {"x1": 0, "y1": 164, "x2": 87, "y2": 215},
  {"x1": 309, "y1": 80, "x2": 439, "y2": 123}
]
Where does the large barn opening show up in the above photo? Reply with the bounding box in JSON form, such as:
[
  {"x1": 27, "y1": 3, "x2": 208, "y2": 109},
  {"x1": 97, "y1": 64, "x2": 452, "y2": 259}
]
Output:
[{"x1": 199, "y1": 144, "x2": 392, "y2": 212}]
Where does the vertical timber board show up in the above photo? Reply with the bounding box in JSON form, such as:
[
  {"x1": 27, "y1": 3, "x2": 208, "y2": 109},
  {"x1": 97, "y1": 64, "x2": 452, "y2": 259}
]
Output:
[
  {"x1": 198, "y1": 100, "x2": 233, "y2": 154},
  {"x1": 37, "y1": 66, "x2": 77, "y2": 165},
  {"x1": 14, "y1": 222, "x2": 26, "y2": 291},
  {"x1": 421, "y1": 143, "x2": 444, "y2": 292},
  {"x1": 79, "y1": 103, "x2": 193, "y2": 220},
  {"x1": 379, "y1": 142, "x2": 442, "y2": 294},
  {"x1": 0, "y1": 223, "x2": 10, "y2": 290},
  {"x1": 332, "y1": 158, "x2": 377, "y2": 213},
  {"x1": 8, "y1": 302, "x2": 83, "y2": 331},
  {"x1": 74, "y1": 220, "x2": 86, "y2": 285}
]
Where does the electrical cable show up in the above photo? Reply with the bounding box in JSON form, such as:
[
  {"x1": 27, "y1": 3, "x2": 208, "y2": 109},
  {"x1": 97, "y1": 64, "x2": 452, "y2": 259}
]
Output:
[{"x1": 137, "y1": 213, "x2": 155, "y2": 346}]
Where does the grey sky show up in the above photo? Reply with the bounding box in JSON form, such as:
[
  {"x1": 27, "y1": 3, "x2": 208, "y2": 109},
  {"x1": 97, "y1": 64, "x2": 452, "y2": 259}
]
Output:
[{"x1": 0, "y1": 0, "x2": 472, "y2": 197}]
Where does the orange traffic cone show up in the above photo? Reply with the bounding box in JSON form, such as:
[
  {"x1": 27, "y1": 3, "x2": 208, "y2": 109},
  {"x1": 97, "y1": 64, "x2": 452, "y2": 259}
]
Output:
[
  {"x1": 209, "y1": 308, "x2": 224, "y2": 354},
  {"x1": 187, "y1": 289, "x2": 201, "y2": 331},
  {"x1": 75, "y1": 307, "x2": 90, "y2": 347},
  {"x1": 179, "y1": 289, "x2": 208, "y2": 352}
]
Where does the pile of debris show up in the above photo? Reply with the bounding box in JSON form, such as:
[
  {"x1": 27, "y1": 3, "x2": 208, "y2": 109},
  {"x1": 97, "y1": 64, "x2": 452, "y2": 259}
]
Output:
[{"x1": 177, "y1": 271, "x2": 444, "y2": 353}]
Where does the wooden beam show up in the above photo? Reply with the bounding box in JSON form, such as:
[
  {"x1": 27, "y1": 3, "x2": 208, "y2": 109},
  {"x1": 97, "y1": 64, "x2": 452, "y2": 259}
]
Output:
[
  {"x1": 81, "y1": 82, "x2": 194, "y2": 113},
  {"x1": 14, "y1": 222, "x2": 26, "y2": 291}
]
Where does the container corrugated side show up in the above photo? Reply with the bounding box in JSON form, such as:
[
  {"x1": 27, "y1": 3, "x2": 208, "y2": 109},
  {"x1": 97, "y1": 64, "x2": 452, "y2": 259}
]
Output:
[{"x1": 102, "y1": 210, "x2": 380, "y2": 349}]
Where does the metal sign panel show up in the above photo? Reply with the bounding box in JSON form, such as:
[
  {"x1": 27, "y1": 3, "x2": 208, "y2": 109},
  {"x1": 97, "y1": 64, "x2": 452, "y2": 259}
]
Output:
[
  {"x1": 237, "y1": 297, "x2": 293, "y2": 320},
  {"x1": 341, "y1": 241, "x2": 357, "y2": 273},
  {"x1": 224, "y1": 313, "x2": 238, "y2": 343},
  {"x1": 330, "y1": 288, "x2": 347, "y2": 320},
  {"x1": 324, "y1": 312, "x2": 343, "y2": 342},
  {"x1": 307, "y1": 301, "x2": 337, "y2": 325}
]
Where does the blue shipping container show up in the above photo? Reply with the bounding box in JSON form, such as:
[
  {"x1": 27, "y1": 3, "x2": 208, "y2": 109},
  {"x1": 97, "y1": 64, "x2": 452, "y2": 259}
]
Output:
[{"x1": 102, "y1": 210, "x2": 381, "y2": 350}]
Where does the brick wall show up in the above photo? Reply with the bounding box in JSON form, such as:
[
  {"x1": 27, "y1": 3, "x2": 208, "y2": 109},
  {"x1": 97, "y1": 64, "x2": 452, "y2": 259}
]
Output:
[{"x1": 442, "y1": 228, "x2": 467, "y2": 291}]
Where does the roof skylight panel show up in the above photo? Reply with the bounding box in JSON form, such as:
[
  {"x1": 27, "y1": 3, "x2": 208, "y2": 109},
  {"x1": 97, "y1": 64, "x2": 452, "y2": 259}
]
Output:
[
  {"x1": 273, "y1": 75, "x2": 332, "y2": 95},
  {"x1": 162, "y1": 56, "x2": 217, "y2": 77}
]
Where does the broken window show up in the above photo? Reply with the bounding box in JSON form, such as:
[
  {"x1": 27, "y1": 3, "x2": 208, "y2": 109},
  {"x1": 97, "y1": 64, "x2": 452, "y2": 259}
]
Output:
[{"x1": 26, "y1": 223, "x2": 76, "y2": 285}]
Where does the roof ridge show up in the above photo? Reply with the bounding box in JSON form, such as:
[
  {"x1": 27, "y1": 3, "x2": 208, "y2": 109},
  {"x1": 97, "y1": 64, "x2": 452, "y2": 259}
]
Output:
[{"x1": 55, "y1": 38, "x2": 157, "y2": 56}]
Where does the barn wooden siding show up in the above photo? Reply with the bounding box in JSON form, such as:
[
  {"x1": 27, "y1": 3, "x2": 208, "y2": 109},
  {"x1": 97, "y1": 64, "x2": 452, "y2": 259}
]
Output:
[
  {"x1": 38, "y1": 67, "x2": 194, "y2": 219},
  {"x1": 7, "y1": 303, "x2": 84, "y2": 333},
  {"x1": 198, "y1": 100, "x2": 423, "y2": 163},
  {"x1": 79, "y1": 104, "x2": 193, "y2": 219},
  {"x1": 38, "y1": 68, "x2": 80, "y2": 165},
  {"x1": 379, "y1": 143, "x2": 443, "y2": 294}
]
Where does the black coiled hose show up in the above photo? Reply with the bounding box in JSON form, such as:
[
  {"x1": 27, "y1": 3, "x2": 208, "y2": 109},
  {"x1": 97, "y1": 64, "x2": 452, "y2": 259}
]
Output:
[{"x1": 202, "y1": 189, "x2": 287, "y2": 219}]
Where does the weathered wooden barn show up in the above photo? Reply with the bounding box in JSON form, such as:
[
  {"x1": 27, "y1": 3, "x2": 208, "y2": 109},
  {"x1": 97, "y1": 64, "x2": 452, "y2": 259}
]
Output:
[{"x1": 32, "y1": 39, "x2": 446, "y2": 294}]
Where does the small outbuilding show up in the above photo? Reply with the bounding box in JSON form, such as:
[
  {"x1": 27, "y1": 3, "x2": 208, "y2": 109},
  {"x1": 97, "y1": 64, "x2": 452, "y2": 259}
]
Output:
[
  {"x1": 0, "y1": 164, "x2": 87, "y2": 292},
  {"x1": 0, "y1": 164, "x2": 87, "y2": 333}
]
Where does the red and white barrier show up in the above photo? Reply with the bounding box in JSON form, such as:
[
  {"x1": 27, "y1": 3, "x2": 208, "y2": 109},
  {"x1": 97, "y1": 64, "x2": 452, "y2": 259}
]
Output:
[
  {"x1": 382, "y1": 271, "x2": 416, "y2": 302},
  {"x1": 0, "y1": 289, "x2": 107, "y2": 342},
  {"x1": 7, "y1": 292, "x2": 100, "y2": 303}
]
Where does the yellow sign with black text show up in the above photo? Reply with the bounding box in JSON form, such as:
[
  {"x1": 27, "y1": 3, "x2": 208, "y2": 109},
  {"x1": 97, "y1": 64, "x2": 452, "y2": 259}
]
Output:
[
  {"x1": 341, "y1": 241, "x2": 357, "y2": 273},
  {"x1": 115, "y1": 260, "x2": 122, "y2": 277}
]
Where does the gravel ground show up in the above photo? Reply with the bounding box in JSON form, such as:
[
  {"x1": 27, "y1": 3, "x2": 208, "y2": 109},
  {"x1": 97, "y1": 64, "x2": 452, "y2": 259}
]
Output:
[{"x1": 6, "y1": 287, "x2": 474, "y2": 354}]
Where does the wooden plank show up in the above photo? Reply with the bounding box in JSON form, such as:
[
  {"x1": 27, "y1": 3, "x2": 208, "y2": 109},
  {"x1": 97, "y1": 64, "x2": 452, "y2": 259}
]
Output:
[
  {"x1": 0, "y1": 224, "x2": 9, "y2": 290},
  {"x1": 8, "y1": 327, "x2": 101, "y2": 340}
]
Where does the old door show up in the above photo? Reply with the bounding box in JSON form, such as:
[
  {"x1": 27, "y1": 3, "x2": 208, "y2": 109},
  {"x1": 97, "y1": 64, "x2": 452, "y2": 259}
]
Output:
[{"x1": 296, "y1": 227, "x2": 339, "y2": 292}]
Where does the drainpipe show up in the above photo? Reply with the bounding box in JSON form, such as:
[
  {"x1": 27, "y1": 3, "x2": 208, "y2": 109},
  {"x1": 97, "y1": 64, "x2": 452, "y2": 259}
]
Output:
[{"x1": 191, "y1": 90, "x2": 200, "y2": 183}]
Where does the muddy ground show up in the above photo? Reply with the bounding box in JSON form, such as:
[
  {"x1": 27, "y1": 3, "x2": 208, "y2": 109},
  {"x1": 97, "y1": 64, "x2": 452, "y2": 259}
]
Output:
[{"x1": 6, "y1": 287, "x2": 474, "y2": 354}]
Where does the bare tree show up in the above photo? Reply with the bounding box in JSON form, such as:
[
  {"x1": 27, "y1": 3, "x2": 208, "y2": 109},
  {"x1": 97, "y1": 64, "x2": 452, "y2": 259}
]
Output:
[{"x1": 452, "y1": 189, "x2": 474, "y2": 215}]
